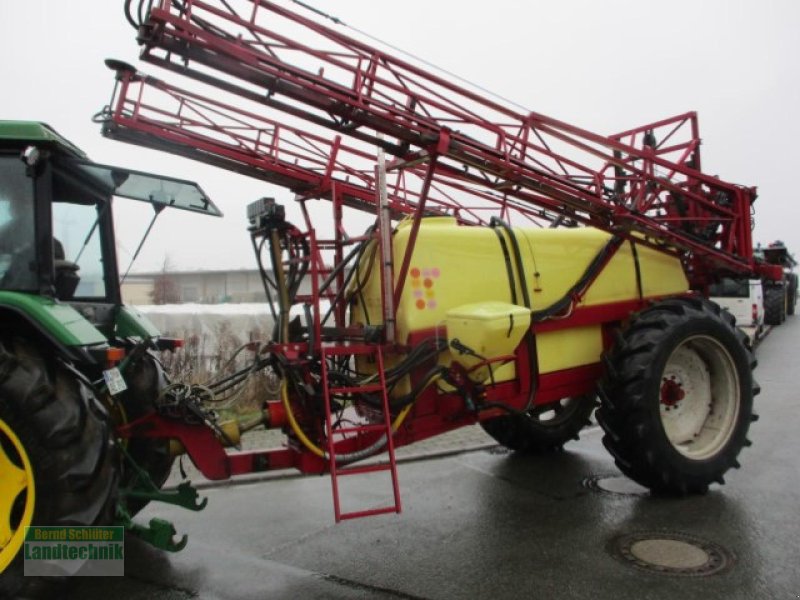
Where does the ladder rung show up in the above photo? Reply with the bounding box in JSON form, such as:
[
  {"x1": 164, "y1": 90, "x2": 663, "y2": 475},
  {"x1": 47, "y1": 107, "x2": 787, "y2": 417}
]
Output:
[
  {"x1": 315, "y1": 235, "x2": 373, "y2": 245},
  {"x1": 334, "y1": 423, "x2": 388, "y2": 436},
  {"x1": 330, "y1": 384, "x2": 383, "y2": 394},
  {"x1": 336, "y1": 462, "x2": 392, "y2": 477},
  {"x1": 322, "y1": 346, "x2": 379, "y2": 357},
  {"x1": 339, "y1": 506, "x2": 399, "y2": 521},
  {"x1": 322, "y1": 343, "x2": 401, "y2": 521},
  {"x1": 295, "y1": 292, "x2": 336, "y2": 300}
]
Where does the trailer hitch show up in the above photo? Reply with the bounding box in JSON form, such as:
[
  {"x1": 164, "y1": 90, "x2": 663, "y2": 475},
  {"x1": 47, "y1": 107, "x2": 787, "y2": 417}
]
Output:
[
  {"x1": 118, "y1": 442, "x2": 208, "y2": 512},
  {"x1": 118, "y1": 508, "x2": 188, "y2": 553},
  {"x1": 124, "y1": 480, "x2": 208, "y2": 512}
]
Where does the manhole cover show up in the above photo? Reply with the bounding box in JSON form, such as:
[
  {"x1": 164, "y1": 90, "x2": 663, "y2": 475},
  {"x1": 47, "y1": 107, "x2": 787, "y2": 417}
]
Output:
[
  {"x1": 583, "y1": 474, "x2": 650, "y2": 497},
  {"x1": 608, "y1": 532, "x2": 734, "y2": 576}
]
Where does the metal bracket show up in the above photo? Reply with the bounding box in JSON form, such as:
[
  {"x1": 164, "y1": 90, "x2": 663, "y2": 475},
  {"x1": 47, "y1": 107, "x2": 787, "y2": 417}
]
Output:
[
  {"x1": 123, "y1": 480, "x2": 208, "y2": 512},
  {"x1": 120, "y1": 512, "x2": 188, "y2": 553},
  {"x1": 117, "y1": 434, "x2": 209, "y2": 513}
]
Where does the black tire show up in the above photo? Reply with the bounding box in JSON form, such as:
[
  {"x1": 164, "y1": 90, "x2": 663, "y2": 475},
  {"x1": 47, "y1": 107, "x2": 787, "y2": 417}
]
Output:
[
  {"x1": 0, "y1": 338, "x2": 117, "y2": 599},
  {"x1": 481, "y1": 394, "x2": 597, "y2": 453},
  {"x1": 787, "y1": 274, "x2": 797, "y2": 316},
  {"x1": 115, "y1": 352, "x2": 173, "y2": 516},
  {"x1": 596, "y1": 297, "x2": 757, "y2": 495},
  {"x1": 764, "y1": 284, "x2": 786, "y2": 325}
]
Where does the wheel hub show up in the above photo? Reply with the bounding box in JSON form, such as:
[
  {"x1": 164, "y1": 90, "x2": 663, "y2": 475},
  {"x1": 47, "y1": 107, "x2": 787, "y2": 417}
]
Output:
[
  {"x1": 0, "y1": 419, "x2": 35, "y2": 573},
  {"x1": 659, "y1": 336, "x2": 740, "y2": 460},
  {"x1": 660, "y1": 377, "x2": 686, "y2": 407}
]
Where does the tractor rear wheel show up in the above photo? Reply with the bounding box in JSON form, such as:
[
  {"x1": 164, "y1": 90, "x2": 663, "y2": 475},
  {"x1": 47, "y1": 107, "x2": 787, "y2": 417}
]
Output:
[
  {"x1": 114, "y1": 352, "x2": 174, "y2": 516},
  {"x1": 0, "y1": 338, "x2": 117, "y2": 598},
  {"x1": 597, "y1": 297, "x2": 757, "y2": 495},
  {"x1": 481, "y1": 394, "x2": 597, "y2": 453},
  {"x1": 764, "y1": 284, "x2": 786, "y2": 325}
]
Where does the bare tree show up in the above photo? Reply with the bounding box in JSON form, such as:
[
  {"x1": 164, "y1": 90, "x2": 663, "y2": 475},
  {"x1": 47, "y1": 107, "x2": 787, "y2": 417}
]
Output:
[{"x1": 150, "y1": 257, "x2": 180, "y2": 305}]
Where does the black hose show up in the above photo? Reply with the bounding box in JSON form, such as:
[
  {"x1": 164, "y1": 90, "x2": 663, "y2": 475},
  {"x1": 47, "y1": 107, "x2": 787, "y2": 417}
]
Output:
[
  {"x1": 490, "y1": 218, "x2": 531, "y2": 308},
  {"x1": 491, "y1": 227, "x2": 518, "y2": 305},
  {"x1": 124, "y1": 0, "x2": 138, "y2": 28},
  {"x1": 253, "y1": 235, "x2": 278, "y2": 322},
  {"x1": 321, "y1": 226, "x2": 376, "y2": 326},
  {"x1": 531, "y1": 235, "x2": 624, "y2": 322},
  {"x1": 326, "y1": 337, "x2": 447, "y2": 409},
  {"x1": 351, "y1": 240, "x2": 378, "y2": 325}
]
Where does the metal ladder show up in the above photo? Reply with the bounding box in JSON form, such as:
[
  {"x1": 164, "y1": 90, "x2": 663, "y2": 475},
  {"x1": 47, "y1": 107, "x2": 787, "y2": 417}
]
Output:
[{"x1": 320, "y1": 343, "x2": 402, "y2": 522}]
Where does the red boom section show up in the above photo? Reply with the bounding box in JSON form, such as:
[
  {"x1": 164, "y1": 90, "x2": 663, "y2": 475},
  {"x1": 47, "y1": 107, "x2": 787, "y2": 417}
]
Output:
[
  {"x1": 102, "y1": 65, "x2": 474, "y2": 221},
  {"x1": 102, "y1": 63, "x2": 570, "y2": 227},
  {"x1": 126, "y1": 0, "x2": 760, "y2": 280}
]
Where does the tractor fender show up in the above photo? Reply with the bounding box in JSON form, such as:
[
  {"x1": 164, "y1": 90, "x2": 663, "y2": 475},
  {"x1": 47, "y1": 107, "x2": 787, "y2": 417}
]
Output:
[{"x1": 0, "y1": 303, "x2": 101, "y2": 365}]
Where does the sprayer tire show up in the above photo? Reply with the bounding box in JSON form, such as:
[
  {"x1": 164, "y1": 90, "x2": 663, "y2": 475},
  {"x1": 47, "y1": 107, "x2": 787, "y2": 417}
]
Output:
[
  {"x1": 787, "y1": 274, "x2": 797, "y2": 316},
  {"x1": 596, "y1": 297, "x2": 758, "y2": 495},
  {"x1": 764, "y1": 284, "x2": 786, "y2": 325},
  {"x1": 481, "y1": 394, "x2": 597, "y2": 453}
]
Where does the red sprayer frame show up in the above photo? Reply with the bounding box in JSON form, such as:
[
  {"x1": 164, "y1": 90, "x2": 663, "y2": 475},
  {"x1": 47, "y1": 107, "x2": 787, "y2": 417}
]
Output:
[
  {"x1": 125, "y1": 0, "x2": 767, "y2": 281},
  {"x1": 102, "y1": 0, "x2": 771, "y2": 519}
]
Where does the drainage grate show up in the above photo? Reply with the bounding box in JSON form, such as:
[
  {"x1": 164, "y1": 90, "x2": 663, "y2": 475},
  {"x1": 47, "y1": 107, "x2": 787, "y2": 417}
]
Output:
[
  {"x1": 608, "y1": 532, "x2": 734, "y2": 576},
  {"x1": 582, "y1": 474, "x2": 650, "y2": 497}
]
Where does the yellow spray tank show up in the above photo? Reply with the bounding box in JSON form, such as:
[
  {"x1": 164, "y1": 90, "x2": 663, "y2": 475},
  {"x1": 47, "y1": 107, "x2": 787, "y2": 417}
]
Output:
[{"x1": 350, "y1": 218, "x2": 688, "y2": 389}]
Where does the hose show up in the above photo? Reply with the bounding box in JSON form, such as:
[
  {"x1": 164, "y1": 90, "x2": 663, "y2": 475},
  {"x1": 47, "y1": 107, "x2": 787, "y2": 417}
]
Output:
[
  {"x1": 280, "y1": 381, "x2": 415, "y2": 463},
  {"x1": 531, "y1": 235, "x2": 623, "y2": 322},
  {"x1": 281, "y1": 381, "x2": 325, "y2": 458},
  {"x1": 490, "y1": 218, "x2": 531, "y2": 308}
]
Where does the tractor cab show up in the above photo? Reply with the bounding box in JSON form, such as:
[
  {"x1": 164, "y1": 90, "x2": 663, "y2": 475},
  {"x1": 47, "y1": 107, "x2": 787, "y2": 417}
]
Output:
[{"x1": 0, "y1": 121, "x2": 221, "y2": 360}]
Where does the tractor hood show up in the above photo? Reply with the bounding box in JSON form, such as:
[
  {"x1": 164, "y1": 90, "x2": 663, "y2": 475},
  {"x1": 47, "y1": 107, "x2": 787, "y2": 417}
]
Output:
[{"x1": 58, "y1": 158, "x2": 222, "y2": 217}]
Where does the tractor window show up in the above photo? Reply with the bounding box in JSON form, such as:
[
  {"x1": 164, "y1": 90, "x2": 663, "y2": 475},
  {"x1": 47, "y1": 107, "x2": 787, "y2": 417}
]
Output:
[
  {"x1": 0, "y1": 156, "x2": 37, "y2": 291},
  {"x1": 52, "y1": 202, "x2": 107, "y2": 298}
]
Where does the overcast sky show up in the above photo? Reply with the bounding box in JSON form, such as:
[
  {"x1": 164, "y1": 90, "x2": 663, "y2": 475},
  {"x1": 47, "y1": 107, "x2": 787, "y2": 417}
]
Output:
[{"x1": 1, "y1": 1, "x2": 798, "y2": 272}]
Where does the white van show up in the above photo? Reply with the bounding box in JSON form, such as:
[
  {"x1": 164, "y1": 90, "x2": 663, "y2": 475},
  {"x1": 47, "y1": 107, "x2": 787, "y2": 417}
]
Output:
[{"x1": 709, "y1": 278, "x2": 764, "y2": 342}]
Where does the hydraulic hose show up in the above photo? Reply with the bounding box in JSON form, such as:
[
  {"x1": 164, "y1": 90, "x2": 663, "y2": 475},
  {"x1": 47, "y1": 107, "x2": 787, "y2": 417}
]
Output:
[
  {"x1": 270, "y1": 229, "x2": 291, "y2": 343},
  {"x1": 280, "y1": 381, "x2": 415, "y2": 463},
  {"x1": 531, "y1": 235, "x2": 623, "y2": 322},
  {"x1": 490, "y1": 218, "x2": 530, "y2": 308},
  {"x1": 281, "y1": 381, "x2": 325, "y2": 458}
]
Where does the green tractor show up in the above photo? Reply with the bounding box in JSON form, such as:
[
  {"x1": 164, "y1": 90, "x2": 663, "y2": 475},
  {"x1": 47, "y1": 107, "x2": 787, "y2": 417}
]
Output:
[{"x1": 0, "y1": 121, "x2": 220, "y2": 595}]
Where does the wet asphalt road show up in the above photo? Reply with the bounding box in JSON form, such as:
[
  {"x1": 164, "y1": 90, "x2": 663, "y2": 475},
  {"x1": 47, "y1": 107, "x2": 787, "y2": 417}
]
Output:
[{"x1": 73, "y1": 317, "x2": 800, "y2": 600}]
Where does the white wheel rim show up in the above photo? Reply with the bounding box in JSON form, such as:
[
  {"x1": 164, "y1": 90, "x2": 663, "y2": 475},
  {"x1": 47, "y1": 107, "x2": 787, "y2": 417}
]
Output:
[
  {"x1": 659, "y1": 335, "x2": 740, "y2": 460},
  {"x1": 534, "y1": 397, "x2": 575, "y2": 424}
]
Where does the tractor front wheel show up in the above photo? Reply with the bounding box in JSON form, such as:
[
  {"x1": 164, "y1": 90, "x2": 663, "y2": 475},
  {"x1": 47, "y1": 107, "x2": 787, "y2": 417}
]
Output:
[
  {"x1": 597, "y1": 297, "x2": 757, "y2": 495},
  {"x1": 481, "y1": 394, "x2": 597, "y2": 453},
  {"x1": 0, "y1": 338, "x2": 117, "y2": 598}
]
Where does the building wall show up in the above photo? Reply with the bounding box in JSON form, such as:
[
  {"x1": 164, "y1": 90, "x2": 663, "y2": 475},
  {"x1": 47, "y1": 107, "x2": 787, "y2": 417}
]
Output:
[
  {"x1": 121, "y1": 279, "x2": 155, "y2": 305},
  {"x1": 123, "y1": 269, "x2": 275, "y2": 304}
]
